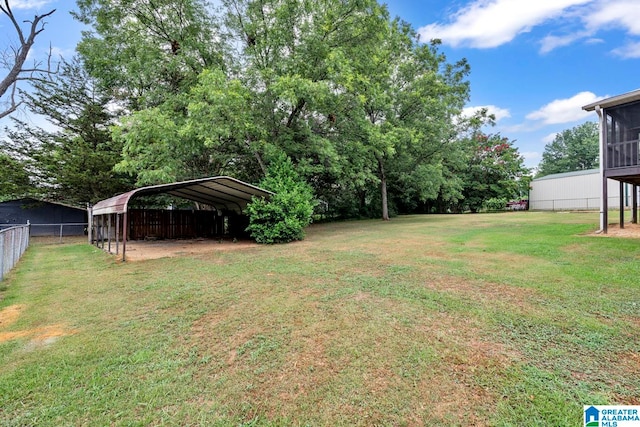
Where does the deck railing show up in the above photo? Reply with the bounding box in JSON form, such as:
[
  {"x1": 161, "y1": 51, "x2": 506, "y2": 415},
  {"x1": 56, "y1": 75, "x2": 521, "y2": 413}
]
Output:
[
  {"x1": 0, "y1": 223, "x2": 30, "y2": 281},
  {"x1": 607, "y1": 139, "x2": 639, "y2": 169}
]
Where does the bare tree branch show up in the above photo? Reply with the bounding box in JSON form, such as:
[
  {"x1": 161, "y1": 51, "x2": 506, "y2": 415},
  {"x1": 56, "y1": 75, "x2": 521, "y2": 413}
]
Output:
[
  {"x1": 0, "y1": 0, "x2": 56, "y2": 118},
  {"x1": 0, "y1": 81, "x2": 19, "y2": 120}
]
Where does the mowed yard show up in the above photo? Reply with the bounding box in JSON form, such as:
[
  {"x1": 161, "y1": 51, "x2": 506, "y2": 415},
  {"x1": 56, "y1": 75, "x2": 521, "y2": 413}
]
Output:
[{"x1": 1, "y1": 212, "x2": 639, "y2": 426}]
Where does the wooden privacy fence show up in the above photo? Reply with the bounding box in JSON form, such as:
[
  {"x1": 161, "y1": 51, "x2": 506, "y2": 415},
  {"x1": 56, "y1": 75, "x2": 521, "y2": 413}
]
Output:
[{"x1": 0, "y1": 223, "x2": 30, "y2": 281}]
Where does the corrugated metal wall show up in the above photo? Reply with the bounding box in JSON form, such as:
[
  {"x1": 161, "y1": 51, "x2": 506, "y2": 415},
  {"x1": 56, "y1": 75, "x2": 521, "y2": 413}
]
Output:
[{"x1": 530, "y1": 170, "x2": 636, "y2": 210}]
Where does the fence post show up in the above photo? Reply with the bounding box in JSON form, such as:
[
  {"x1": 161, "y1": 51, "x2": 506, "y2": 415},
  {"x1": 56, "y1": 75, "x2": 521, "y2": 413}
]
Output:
[
  {"x1": 26, "y1": 221, "x2": 30, "y2": 254},
  {"x1": 10, "y1": 227, "x2": 16, "y2": 274},
  {"x1": 87, "y1": 204, "x2": 93, "y2": 245},
  {"x1": 0, "y1": 232, "x2": 4, "y2": 281}
]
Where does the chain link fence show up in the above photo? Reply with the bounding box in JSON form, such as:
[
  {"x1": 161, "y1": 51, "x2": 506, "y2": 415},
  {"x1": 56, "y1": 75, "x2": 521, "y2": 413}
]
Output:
[{"x1": 0, "y1": 224, "x2": 30, "y2": 281}]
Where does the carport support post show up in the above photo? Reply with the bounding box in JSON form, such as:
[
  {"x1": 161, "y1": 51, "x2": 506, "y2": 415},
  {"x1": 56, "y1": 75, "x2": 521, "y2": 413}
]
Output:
[
  {"x1": 620, "y1": 181, "x2": 625, "y2": 229},
  {"x1": 122, "y1": 211, "x2": 127, "y2": 262},
  {"x1": 116, "y1": 213, "x2": 120, "y2": 255},
  {"x1": 108, "y1": 213, "x2": 112, "y2": 253}
]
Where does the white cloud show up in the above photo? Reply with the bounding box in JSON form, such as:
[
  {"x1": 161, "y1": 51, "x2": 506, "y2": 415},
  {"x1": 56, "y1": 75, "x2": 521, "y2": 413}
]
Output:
[
  {"x1": 542, "y1": 132, "x2": 558, "y2": 144},
  {"x1": 10, "y1": 0, "x2": 54, "y2": 9},
  {"x1": 585, "y1": 0, "x2": 640, "y2": 35},
  {"x1": 541, "y1": 0, "x2": 640, "y2": 54},
  {"x1": 526, "y1": 91, "x2": 602, "y2": 125},
  {"x1": 417, "y1": 0, "x2": 640, "y2": 54},
  {"x1": 521, "y1": 151, "x2": 541, "y2": 168},
  {"x1": 462, "y1": 105, "x2": 511, "y2": 122},
  {"x1": 612, "y1": 41, "x2": 640, "y2": 59},
  {"x1": 540, "y1": 32, "x2": 589, "y2": 54},
  {"x1": 418, "y1": 0, "x2": 593, "y2": 48},
  {"x1": 522, "y1": 151, "x2": 541, "y2": 160}
]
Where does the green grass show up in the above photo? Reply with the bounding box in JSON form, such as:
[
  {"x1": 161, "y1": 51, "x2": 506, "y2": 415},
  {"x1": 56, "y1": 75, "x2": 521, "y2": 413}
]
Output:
[{"x1": 1, "y1": 212, "x2": 639, "y2": 426}]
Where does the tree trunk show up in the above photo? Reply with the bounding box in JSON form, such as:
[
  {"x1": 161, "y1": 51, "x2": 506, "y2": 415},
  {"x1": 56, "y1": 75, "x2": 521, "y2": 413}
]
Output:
[
  {"x1": 245, "y1": 138, "x2": 267, "y2": 176},
  {"x1": 377, "y1": 155, "x2": 389, "y2": 221}
]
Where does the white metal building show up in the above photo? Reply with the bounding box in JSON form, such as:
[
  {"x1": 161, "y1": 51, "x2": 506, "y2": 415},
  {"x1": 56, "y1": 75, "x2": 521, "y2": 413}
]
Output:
[{"x1": 529, "y1": 169, "x2": 637, "y2": 211}]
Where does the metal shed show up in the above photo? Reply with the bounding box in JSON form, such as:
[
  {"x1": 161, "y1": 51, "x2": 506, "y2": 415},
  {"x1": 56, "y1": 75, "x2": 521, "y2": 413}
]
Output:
[
  {"x1": 90, "y1": 176, "x2": 272, "y2": 261},
  {"x1": 0, "y1": 198, "x2": 87, "y2": 236},
  {"x1": 529, "y1": 169, "x2": 636, "y2": 211}
]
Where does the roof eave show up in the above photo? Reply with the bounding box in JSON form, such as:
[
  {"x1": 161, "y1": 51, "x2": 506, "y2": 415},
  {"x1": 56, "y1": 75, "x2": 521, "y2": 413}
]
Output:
[{"x1": 583, "y1": 88, "x2": 640, "y2": 111}]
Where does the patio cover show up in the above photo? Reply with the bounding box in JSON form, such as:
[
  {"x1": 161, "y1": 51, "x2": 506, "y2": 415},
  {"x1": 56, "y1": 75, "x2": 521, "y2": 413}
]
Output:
[{"x1": 91, "y1": 176, "x2": 272, "y2": 216}]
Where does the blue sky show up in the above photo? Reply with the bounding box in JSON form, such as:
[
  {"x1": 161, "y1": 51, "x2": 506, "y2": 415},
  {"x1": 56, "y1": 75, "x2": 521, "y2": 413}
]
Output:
[
  {"x1": 3, "y1": 0, "x2": 640, "y2": 170},
  {"x1": 386, "y1": 0, "x2": 640, "y2": 169}
]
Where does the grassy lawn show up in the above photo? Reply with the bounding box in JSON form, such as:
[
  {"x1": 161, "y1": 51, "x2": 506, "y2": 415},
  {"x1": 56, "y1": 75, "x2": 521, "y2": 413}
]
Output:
[{"x1": 1, "y1": 212, "x2": 639, "y2": 426}]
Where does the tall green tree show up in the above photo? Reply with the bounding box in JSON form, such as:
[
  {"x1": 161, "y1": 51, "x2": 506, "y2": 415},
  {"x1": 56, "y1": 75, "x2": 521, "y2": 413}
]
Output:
[
  {"x1": 333, "y1": 17, "x2": 469, "y2": 219},
  {"x1": 115, "y1": 0, "x2": 396, "y2": 188},
  {"x1": 457, "y1": 133, "x2": 529, "y2": 212},
  {"x1": 1, "y1": 57, "x2": 133, "y2": 205},
  {"x1": 537, "y1": 121, "x2": 599, "y2": 177},
  {"x1": 74, "y1": 0, "x2": 224, "y2": 110},
  {"x1": 222, "y1": 0, "x2": 386, "y2": 180},
  {"x1": 74, "y1": 0, "x2": 472, "y2": 220},
  {"x1": 113, "y1": 68, "x2": 266, "y2": 185},
  {"x1": 0, "y1": 152, "x2": 31, "y2": 201},
  {"x1": 75, "y1": 0, "x2": 234, "y2": 184}
]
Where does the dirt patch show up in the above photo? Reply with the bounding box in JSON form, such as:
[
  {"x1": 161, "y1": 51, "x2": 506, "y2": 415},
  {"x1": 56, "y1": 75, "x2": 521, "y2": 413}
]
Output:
[
  {"x1": 591, "y1": 222, "x2": 640, "y2": 238},
  {"x1": 108, "y1": 238, "x2": 259, "y2": 261},
  {"x1": 0, "y1": 304, "x2": 26, "y2": 329},
  {"x1": 0, "y1": 324, "x2": 76, "y2": 345},
  {"x1": 0, "y1": 304, "x2": 77, "y2": 345}
]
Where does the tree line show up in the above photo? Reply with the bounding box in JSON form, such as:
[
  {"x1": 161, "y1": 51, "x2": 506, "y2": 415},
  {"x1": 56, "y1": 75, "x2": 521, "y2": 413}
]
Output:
[{"x1": 1, "y1": 0, "x2": 532, "y2": 220}]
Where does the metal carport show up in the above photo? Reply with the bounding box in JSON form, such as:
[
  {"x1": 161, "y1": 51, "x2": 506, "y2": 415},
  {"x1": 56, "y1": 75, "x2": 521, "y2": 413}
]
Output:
[{"x1": 90, "y1": 176, "x2": 272, "y2": 261}]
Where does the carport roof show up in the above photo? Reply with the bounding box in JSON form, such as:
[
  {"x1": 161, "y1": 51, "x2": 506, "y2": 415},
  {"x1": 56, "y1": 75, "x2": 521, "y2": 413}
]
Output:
[{"x1": 91, "y1": 176, "x2": 272, "y2": 216}]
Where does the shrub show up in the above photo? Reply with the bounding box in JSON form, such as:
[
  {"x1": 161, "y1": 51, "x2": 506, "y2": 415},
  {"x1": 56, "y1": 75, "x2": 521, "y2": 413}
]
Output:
[
  {"x1": 483, "y1": 197, "x2": 507, "y2": 212},
  {"x1": 246, "y1": 154, "x2": 315, "y2": 244}
]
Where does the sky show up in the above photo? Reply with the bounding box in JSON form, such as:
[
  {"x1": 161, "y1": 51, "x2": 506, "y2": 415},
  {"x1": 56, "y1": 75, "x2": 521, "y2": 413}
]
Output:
[{"x1": 3, "y1": 0, "x2": 640, "y2": 170}]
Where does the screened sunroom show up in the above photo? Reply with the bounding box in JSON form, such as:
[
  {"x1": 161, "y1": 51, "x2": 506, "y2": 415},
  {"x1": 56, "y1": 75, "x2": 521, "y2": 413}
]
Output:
[{"x1": 583, "y1": 89, "x2": 640, "y2": 233}]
